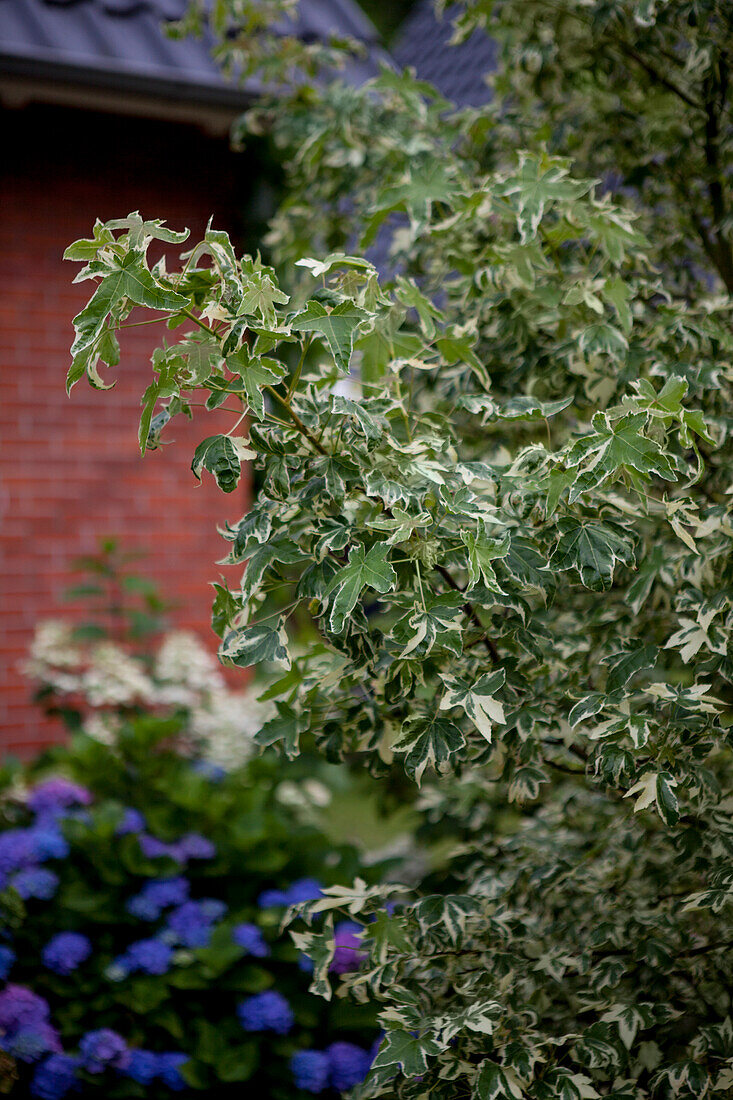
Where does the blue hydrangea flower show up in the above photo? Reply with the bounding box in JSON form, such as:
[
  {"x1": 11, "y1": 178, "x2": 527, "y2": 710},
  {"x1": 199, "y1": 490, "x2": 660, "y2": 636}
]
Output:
[
  {"x1": 122, "y1": 1049, "x2": 159, "y2": 1085},
  {"x1": 30, "y1": 1053, "x2": 79, "y2": 1100},
  {"x1": 115, "y1": 938, "x2": 173, "y2": 977},
  {"x1": 156, "y1": 1052, "x2": 188, "y2": 1091},
  {"x1": 286, "y1": 878, "x2": 324, "y2": 904},
  {"x1": 78, "y1": 1029, "x2": 130, "y2": 1074},
  {"x1": 126, "y1": 877, "x2": 190, "y2": 920},
  {"x1": 28, "y1": 779, "x2": 92, "y2": 817},
  {"x1": 138, "y1": 834, "x2": 182, "y2": 862},
  {"x1": 191, "y1": 760, "x2": 227, "y2": 782},
  {"x1": 237, "y1": 991, "x2": 294, "y2": 1035},
  {"x1": 231, "y1": 923, "x2": 269, "y2": 958},
  {"x1": 0, "y1": 985, "x2": 50, "y2": 1030},
  {"x1": 0, "y1": 830, "x2": 36, "y2": 876},
  {"x1": 115, "y1": 808, "x2": 146, "y2": 836},
  {"x1": 291, "y1": 1050, "x2": 330, "y2": 1094},
  {"x1": 326, "y1": 1042, "x2": 373, "y2": 1091},
  {"x1": 11, "y1": 868, "x2": 59, "y2": 900},
  {"x1": 257, "y1": 887, "x2": 289, "y2": 908},
  {"x1": 2, "y1": 1022, "x2": 62, "y2": 1063},
  {"x1": 42, "y1": 933, "x2": 92, "y2": 976},
  {"x1": 28, "y1": 825, "x2": 69, "y2": 862},
  {"x1": 176, "y1": 833, "x2": 216, "y2": 861},
  {"x1": 0, "y1": 945, "x2": 15, "y2": 980},
  {"x1": 258, "y1": 878, "x2": 323, "y2": 909},
  {"x1": 165, "y1": 900, "x2": 226, "y2": 948}
]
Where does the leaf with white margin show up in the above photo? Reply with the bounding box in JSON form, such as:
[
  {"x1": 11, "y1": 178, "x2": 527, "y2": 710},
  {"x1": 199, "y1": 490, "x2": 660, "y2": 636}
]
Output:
[{"x1": 440, "y1": 669, "x2": 506, "y2": 741}]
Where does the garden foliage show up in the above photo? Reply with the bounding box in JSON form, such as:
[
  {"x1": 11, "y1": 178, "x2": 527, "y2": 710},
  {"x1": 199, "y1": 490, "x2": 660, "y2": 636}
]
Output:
[{"x1": 59, "y1": 1, "x2": 733, "y2": 1096}]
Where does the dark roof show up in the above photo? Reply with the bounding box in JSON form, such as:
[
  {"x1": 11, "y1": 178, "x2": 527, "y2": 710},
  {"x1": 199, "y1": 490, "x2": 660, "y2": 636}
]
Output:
[
  {"x1": 0, "y1": 0, "x2": 381, "y2": 111},
  {"x1": 393, "y1": 0, "x2": 495, "y2": 108}
]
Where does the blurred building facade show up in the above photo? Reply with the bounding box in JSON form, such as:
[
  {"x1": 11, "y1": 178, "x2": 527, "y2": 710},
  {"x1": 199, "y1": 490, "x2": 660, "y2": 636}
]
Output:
[{"x1": 0, "y1": 0, "x2": 379, "y2": 755}]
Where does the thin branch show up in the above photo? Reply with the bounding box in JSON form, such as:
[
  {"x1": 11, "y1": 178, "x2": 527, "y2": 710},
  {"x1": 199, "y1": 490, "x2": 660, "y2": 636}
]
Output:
[{"x1": 435, "y1": 564, "x2": 499, "y2": 662}]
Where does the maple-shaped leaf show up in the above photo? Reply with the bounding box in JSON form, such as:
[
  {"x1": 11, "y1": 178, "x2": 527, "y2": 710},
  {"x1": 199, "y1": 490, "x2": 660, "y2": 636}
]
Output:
[
  {"x1": 393, "y1": 713, "x2": 465, "y2": 784},
  {"x1": 475, "y1": 1061, "x2": 525, "y2": 1100},
  {"x1": 290, "y1": 300, "x2": 369, "y2": 374},
  {"x1": 493, "y1": 153, "x2": 593, "y2": 243},
  {"x1": 566, "y1": 413, "x2": 677, "y2": 499},
  {"x1": 219, "y1": 620, "x2": 290, "y2": 670},
  {"x1": 226, "y1": 348, "x2": 287, "y2": 420},
  {"x1": 392, "y1": 593, "x2": 465, "y2": 658},
  {"x1": 460, "y1": 530, "x2": 509, "y2": 590},
  {"x1": 191, "y1": 435, "x2": 243, "y2": 493},
  {"x1": 71, "y1": 251, "x2": 188, "y2": 362},
  {"x1": 371, "y1": 1029, "x2": 442, "y2": 1078},
  {"x1": 256, "y1": 701, "x2": 309, "y2": 760},
  {"x1": 440, "y1": 669, "x2": 506, "y2": 742},
  {"x1": 624, "y1": 770, "x2": 679, "y2": 825},
  {"x1": 551, "y1": 519, "x2": 635, "y2": 590},
  {"x1": 326, "y1": 543, "x2": 397, "y2": 633}
]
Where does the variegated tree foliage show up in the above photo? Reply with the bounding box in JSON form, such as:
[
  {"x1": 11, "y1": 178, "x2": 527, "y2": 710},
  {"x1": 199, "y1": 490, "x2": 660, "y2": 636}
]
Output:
[{"x1": 65, "y1": 2, "x2": 732, "y2": 1096}]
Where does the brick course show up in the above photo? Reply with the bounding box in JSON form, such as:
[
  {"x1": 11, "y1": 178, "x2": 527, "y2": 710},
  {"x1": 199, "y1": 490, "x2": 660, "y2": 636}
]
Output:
[{"x1": 0, "y1": 104, "x2": 248, "y2": 755}]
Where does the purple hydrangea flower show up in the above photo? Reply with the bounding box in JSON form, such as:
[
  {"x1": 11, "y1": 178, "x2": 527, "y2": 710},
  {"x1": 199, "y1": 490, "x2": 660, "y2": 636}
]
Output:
[
  {"x1": 11, "y1": 868, "x2": 59, "y2": 900},
  {"x1": 156, "y1": 1052, "x2": 188, "y2": 1091},
  {"x1": 122, "y1": 1049, "x2": 159, "y2": 1085},
  {"x1": 2, "y1": 1022, "x2": 62, "y2": 1063},
  {"x1": 138, "y1": 835, "x2": 182, "y2": 862},
  {"x1": 176, "y1": 833, "x2": 216, "y2": 861},
  {"x1": 165, "y1": 900, "x2": 226, "y2": 948},
  {"x1": 116, "y1": 809, "x2": 146, "y2": 836},
  {"x1": 291, "y1": 1050, "x2": 330, "y2": 1094},
  {"x1": 0, "y1": 985, "x2": 50, "y2": 1030},
  {"x1": 28, "y1": 779, "x2": 92, "y2": 817},
  {"x1": 326, "y1": 1042, "x2": 373, "y2": 1091},
  {"x1": 116, "y1": 939, "x2": 173, "y2": 977},
  {"x1": 330, "y1": 921, "x2": 365, "y2": 974},
  {"x1": 237, "y1": 990, "x2": 294, "y2": 1035},
  {"x1": 30, "y1": 1053, "x2": 79, "y2": 1100},
  {"x1": 0, "y1": 945, "x2": 15, "y2": 980},
  {"x1": 42, "y1": 933, "x2": 92, "y2": 976},
  {"x1": 231, "y1": 923, "x2": 269, "y2": 958},
  {"x1": 126, "y1": 877, "x2": 190, "y2": 920},
  {"x1": 78, "y1": 1029, "x2": 130, "y2": 1074}
]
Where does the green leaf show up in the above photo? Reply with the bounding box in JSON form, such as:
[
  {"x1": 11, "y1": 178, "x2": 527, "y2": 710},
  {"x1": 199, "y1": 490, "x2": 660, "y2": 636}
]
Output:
[
  {"x1": 191, "y1": 435, "x2": 242, "y2": 493},
  {"x1": 371, "y1": 1029, "x2": 441, "y2": 1078},
  {"x1": 440, "y1": 669, "x2": 506, "y2": 742},
  {"x1": 494, "y1": 152, "x2": 593, "y2": 242},
  {"x1": 551, "y1": 519, "x2": 635, "y2": 590},
  {"x1": 290, "y1": 300, "x2": 369, "y2": 374},
  {"x1": 393, "y1": 713, "x2": 465, "y2": 784},
  {"x1": 71, "y1": 251, "x2": 187, "y2": 359},
  {"x1": 219, "y1": 620, "x2": 290, "y2": 670},
  {"x1": 255, "y1": 701, "x2": 308, "y2": 759},
  {"x1": 226, "y1": 348, "x2": 287, "y2": 421},
  {"x1": 326, "y1": 544, "x2": 397, "y2": 633},
  {"x1": 461, "y1": 530, "x2": 509, "y2": 591},
  {"x1": 602, "y1": 642, "x2": 658, "y2": 692},
  {"x1": 474, "y1": 1061, "x2": 524, "y2": 1100}
]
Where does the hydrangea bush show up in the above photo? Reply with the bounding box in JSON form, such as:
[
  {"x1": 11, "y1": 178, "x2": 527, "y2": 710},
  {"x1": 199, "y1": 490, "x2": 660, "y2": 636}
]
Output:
[
  {"x1": 0, "y1": 722, "x2": 378, "y2": 1097},
  {"x1": 59, "y1": 1, "x2": 733, "y2": 1098}
]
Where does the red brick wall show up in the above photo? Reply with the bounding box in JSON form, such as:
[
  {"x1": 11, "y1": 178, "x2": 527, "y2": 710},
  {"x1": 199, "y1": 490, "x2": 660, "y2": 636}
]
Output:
[{"x1": 0, "y1": 104, "x2": 248, "y2": 756}]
